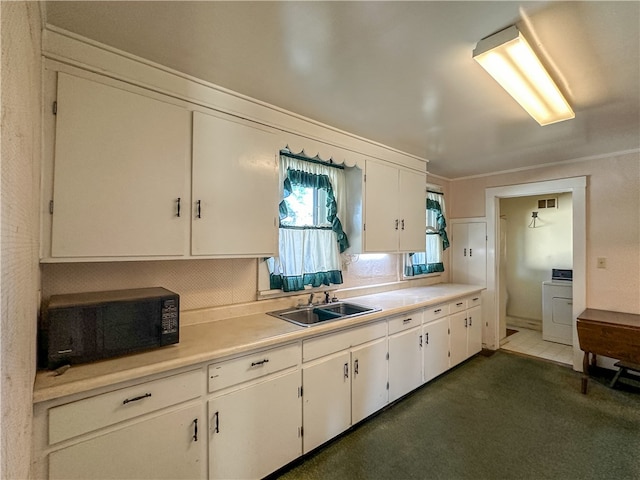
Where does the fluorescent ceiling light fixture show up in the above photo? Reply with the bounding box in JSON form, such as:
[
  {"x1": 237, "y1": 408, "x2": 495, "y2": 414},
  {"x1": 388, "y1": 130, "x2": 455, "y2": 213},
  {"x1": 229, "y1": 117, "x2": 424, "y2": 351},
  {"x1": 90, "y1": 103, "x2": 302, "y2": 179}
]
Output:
[{"x1": 473, "y1": 26, "x2": 574, "y2": 126}]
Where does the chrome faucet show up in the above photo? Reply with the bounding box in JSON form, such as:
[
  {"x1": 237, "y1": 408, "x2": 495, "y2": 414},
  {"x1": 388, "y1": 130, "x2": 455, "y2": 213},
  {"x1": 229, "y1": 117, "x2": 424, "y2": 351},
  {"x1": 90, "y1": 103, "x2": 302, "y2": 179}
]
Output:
[{"x1": 308, "y1": 293, "x2": 315, "y2": 306}]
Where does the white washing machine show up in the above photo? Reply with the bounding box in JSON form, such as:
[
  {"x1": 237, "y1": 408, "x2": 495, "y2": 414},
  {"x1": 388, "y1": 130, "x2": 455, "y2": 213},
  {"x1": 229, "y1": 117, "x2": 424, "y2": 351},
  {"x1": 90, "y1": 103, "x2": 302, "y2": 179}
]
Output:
[{"x1": 542, "y1": 280, "x2": 573, "y2": 345}]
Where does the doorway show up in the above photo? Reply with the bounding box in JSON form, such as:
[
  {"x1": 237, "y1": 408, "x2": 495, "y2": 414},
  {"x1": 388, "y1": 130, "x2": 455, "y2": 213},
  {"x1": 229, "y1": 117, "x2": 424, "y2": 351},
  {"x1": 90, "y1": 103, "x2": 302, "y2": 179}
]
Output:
[
  {"x1": 484, "y1": 177, "x2": 586, "y2": 371},
  {"x1": 498, "y1": 193, "x2": 573, "y2": 365}
]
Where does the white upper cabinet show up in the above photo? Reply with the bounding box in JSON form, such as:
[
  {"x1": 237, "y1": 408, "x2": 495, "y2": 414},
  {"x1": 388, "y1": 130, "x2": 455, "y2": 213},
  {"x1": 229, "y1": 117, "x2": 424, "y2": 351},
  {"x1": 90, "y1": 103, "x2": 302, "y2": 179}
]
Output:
[
  {"x1": 50, "y1": 73, "x2": 191, "y2": 258},
  {"x1": 191, "y1": 111, "x2": 280, "y2": 256},
  {"x1": 364, "y1": 161, "x2": 425, "y2": 253},
  {"x1": 451, "y1": 221, "x2": 487, "y2": 286}
]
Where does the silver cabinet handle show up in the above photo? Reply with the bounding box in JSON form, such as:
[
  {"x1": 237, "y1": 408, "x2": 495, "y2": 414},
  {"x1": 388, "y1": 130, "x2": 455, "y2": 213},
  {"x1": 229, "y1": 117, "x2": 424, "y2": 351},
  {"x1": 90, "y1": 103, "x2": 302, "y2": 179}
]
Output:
[
  {"x1": 469, "y1": 248, "x2": 473, "y2": 257},
  {"x1": 425, "y1": 332, "x2": 429, "y2": 345},
  {"x1": 403, "y1": 318, "x2": 412, "y2": 324},
  {"x1": 176, "y1": 197, "x2": 181, "y2": 217},
  {"x1": 250, "y1": 358, "x2": 269, "y2": 367},
  {"x1": 196, "y1": 200, "x2": 202, "y2": 218},
  {"x1": 401, "y1": 219, "x2": 405, "y2": 230},
  {"x1": 434, "y1": 308, "x2": 442, "y2": 314},
  {"x1": 395, "y1": 219, "x2": 399, "y2": 230},
  {"x1": 464, "y1": 248, "x2": 467, "y2": 257},
  {"x1": 354, "y1": 359, "x2": 359, "y2": 375},
  {"x1": 419, "y1": 335, "x2": 423, "y2": 348},
  {"x1": 465, "y1": 317, "x2": 468, "y2": 328},
  {"x1": 344, "y1": 362, "x2": 349, "y2": 379}
]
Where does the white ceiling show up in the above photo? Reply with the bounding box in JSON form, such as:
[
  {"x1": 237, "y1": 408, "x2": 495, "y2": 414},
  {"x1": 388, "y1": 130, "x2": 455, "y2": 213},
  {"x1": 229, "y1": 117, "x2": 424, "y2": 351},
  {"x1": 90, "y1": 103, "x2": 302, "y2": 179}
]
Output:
[{"x1": 44, "y1": 1, "x2": 640, "y2": 179}]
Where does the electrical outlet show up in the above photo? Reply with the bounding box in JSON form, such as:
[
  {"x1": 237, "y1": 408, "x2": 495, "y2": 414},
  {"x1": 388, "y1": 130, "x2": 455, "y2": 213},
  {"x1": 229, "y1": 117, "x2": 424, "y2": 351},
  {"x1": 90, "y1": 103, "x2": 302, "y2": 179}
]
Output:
[{"x1": 597, "y1": 257, "x2": 607, "y2": 269}]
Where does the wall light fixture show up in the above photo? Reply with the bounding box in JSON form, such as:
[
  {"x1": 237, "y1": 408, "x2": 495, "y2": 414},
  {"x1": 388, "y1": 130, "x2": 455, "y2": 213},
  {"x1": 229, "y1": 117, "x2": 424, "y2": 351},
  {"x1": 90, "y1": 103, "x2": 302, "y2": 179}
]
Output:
[{"x1": 473, "y1": 26, "x2": 574, "y2": 126}]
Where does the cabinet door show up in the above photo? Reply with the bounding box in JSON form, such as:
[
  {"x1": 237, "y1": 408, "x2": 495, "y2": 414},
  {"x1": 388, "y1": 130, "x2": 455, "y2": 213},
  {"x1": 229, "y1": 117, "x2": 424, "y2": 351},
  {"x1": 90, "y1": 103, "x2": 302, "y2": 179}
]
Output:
[
  {"x1": 451, "y1": 222, "x2": 487, "y2": 286},
  {"x1": 351, "y1": 338, "x2": 389, "y2": 423},
  {"x1": 423, "y1": 317, "x2": 450, "y2": 383},
  {"x1": 449, "y1": 311, "x2": 468, "y2": 367},
  {"x1": 467, "y1": 305, "x2": 483, "y2": 356},
  {"x1": 364, "y1": 161, "x2": 399, "y2": 252},
  {"x1": 398, "y1": 169, "x2": 426, "y2": 252},
  {"x1": 467, "y1": 223, "x2": 487, "y2": 286},
  {"x1": 192, "y1": 111, "x2": 279, "y2": 256},
  {"x1": 208, "y1": 371, "x2": 301, "y2": 480},
  {"x1": 302, "y1": 351, "x2": 351, "y2": 453},
  {"x1": 49, "y1": 403, "x2": 204, "y2": 480},
  {"x1": 52, "y1": 73, "x2": 190, "y2": 258},
  {"x1": 451, "y1": 223, "x2": 469, "y2": 284},
  {"x1": 388, "y1": 328, "x2": 422, "y2": 402}
]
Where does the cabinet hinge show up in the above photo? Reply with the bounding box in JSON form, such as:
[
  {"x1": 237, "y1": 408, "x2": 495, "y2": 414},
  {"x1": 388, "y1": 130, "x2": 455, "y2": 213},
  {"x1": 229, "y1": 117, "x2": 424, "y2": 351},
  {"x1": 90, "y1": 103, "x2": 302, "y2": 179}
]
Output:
[
  {"x1": 364, "y1": 223, "x2": 366, "y2": 231},
  {"x1": 298, "y1": 386, "x2": 303, "y2": 398},
  {"x1": 52, "y1": 101, "x2": 57, "y2": 115},
  {"x1": 49, "y1": 200, "x2": 54, "y2": 214},
  {"x1": 298, "y1": 426, "x2": 304, "y2": 437},
  {"x1": 448, "y1": 328, "x2": 450, "y2": 335},
  {"x1": 386, "y1": 352, "x2": 389, "y2": 360},
  {"x1": 364, "y1": 174, "x2": 367, "y2": 182},
  {"x1": 386, "y1": 381, "x2": 389, "y2": 390},
  {"x1": 448, "y1": 351, "x2": 451, "y2": 357}
]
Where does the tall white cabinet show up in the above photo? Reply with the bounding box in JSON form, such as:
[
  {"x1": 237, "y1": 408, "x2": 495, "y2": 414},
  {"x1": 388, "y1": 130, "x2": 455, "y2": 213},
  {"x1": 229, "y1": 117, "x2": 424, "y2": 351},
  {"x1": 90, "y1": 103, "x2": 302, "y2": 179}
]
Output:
[
  {"x1": 451, "y1": 221, "x2": 487, "y2": 286},
  {"x1": 50, "y1": 73, "x2": 191, "y2": 258},
  {"x1": 364, "y1": 161, "x2": 425, "y2": 252}
]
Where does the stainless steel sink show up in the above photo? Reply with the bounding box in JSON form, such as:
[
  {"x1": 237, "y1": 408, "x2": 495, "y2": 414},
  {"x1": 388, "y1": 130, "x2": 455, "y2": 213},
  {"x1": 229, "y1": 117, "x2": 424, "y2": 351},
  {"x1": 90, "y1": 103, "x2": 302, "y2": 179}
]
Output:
[{"x1": 268, "y1": 302, "x2": 380, "y2": 327}]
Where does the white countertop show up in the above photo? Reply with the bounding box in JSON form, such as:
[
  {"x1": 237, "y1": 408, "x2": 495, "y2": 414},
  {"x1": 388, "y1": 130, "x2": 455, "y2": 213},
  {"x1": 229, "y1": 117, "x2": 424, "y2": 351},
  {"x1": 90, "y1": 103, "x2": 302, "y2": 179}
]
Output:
[{"x1": 33, "y1": 283, "x2": 483, "y2": 404}]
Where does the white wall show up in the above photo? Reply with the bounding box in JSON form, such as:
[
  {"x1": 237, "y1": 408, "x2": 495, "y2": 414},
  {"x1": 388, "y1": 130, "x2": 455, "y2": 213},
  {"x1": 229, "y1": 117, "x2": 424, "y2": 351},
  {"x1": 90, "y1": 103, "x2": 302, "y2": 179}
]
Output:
[
  {"x1": 450, "y1": 151, "x2": 640, "y2": 315},
  {"x1": 1, "y1": 2, "x2": 42, "y2": 478},
  {"x1": 500, "y1": 193, "x2": 573, "y2": 324}
]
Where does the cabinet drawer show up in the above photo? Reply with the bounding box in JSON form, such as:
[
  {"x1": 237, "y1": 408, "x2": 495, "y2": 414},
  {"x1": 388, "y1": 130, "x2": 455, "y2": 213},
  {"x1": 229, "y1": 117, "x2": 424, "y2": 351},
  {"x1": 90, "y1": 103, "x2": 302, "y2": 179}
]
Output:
[
  {"x1": 208, "y1": 343, "x2": 300, "y2": 393},
  {"x1": 450, "y1": 298, "x2": 468, "y2": 313},
  {"x1": 49, "y1": 369, "x2": 202, "y2": 445},
  {"x1": 468, "y1": 294, "x2": 482, "y2": 308},
  {"x1": 303, "y1": 321, "x2": 387, "y2": 362},
  {"x1": 423, "y1": 304, "x2": 449, "y2": 323},
  {"x1": 388, "y1": 310, "x2": 423, "y2": 335}
]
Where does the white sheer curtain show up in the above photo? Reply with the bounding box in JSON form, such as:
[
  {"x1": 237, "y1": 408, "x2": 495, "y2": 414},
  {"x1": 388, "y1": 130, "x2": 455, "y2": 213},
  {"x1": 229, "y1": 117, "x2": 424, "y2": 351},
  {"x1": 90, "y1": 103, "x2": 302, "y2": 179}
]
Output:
[{"x1": 268, "y1": 154, "x2": 347, "y2": 291}]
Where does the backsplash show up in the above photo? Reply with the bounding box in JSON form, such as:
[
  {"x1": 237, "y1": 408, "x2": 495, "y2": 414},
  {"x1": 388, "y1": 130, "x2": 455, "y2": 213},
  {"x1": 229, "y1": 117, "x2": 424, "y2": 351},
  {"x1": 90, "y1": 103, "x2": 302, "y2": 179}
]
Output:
[{"x1": 40, "y1": 254, "x2": 439, "y2": 312}]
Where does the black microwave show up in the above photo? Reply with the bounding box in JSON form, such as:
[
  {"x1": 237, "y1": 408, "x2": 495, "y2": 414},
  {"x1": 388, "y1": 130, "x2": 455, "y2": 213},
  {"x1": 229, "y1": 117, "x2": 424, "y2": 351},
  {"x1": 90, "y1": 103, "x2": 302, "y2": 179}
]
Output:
[{"x1": 39, "y1": 287, "x2": 179, "y2": 369}]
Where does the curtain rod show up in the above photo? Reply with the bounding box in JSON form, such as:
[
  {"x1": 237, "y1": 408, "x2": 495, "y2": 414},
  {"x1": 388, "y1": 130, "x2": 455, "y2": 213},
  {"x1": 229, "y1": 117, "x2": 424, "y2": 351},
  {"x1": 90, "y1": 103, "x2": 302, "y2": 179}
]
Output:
[
  {"x1": 427, "y1": 189, "x2": 444, "y2": 195},
  {"x1": 280, "y1": 150, "x2": 345, "y2": 170}
]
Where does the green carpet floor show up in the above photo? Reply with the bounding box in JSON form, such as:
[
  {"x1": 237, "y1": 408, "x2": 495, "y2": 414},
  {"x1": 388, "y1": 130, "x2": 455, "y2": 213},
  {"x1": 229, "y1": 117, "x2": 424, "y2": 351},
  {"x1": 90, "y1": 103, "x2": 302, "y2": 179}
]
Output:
[{"x1": 273, "y1": 350, "x2": 640, "y2": 480}]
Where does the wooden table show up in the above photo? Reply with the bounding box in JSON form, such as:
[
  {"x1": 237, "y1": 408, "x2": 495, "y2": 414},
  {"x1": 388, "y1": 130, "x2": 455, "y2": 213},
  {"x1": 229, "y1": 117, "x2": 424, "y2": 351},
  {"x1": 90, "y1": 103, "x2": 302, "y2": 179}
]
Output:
[{"x1": 576, "y1": 309, "x2": 640, "y2": 394}]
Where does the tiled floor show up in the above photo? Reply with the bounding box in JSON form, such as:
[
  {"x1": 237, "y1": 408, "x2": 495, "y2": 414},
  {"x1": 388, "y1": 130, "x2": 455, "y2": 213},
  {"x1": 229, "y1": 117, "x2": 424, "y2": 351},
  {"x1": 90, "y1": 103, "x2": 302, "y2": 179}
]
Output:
[{"x1": 501, "y1": 327, "x2": 573, "y2": 365}]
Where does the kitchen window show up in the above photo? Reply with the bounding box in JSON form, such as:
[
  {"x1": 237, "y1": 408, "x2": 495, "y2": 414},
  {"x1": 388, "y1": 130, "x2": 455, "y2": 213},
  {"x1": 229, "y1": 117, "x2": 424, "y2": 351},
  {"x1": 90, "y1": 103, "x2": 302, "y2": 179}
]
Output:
[
  {"x1": 405, "y1": 189, "x2": 449, "y2": 276},
  {"x1": 267, "y1": 149, "x2": 350, "y2": 292}
]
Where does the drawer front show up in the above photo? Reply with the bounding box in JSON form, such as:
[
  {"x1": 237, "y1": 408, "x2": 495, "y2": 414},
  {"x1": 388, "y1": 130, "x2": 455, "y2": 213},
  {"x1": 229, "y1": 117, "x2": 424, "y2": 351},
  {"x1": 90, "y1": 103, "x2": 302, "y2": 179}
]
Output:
[
  {"x1": 388, "y1": 310, "x2": 423, "y2": 335},
  {"x1": 49, "y1": 369, "x2": 202, "y2": 445},
  {"x1": 423, "y1": 304, "x2": 449, "y2": 323},
  {"x1": 468, "y1": 294, "x2": 482, "y2": 308},
  {"x1": 449, "y1": 298, "x2": 468, "y2": 313},
  {"x1": 208, "y1": 343, "x2": 300, "y2": 393},
  {"x1": 303, "y1": 321, "x2": 387, "y2": 362}
]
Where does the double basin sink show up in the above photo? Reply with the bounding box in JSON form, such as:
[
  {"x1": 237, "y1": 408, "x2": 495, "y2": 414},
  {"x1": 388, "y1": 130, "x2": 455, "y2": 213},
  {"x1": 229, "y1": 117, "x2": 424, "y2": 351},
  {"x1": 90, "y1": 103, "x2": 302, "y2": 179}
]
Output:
[{"x1": 268, "y1": 302, "x2": 380, "y2": 327}]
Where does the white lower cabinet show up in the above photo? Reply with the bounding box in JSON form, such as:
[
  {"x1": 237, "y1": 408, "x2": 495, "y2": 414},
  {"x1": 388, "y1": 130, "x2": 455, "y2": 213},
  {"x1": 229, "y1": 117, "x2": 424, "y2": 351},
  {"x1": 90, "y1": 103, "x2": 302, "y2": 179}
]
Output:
[
  {"x1": 351, "y1": 338, "x2": 389, "y2": 423},
  {"x1": 422, "y1": 316, "x2": 450, "y2": 383},
  {"x1": 449, "y1": 300, "x2": 483, "y2": 368},
  {"x1": 467, "y1": 305, "x2": 483, "y2": 356},
  {"x1": 208, "y1": 370, "x2": 302, "y2": 480},
  {"x1": 388, "y1": 313, "x2": 423, "y2": 402},
  {"x1": 49, "y1": 403, "x2": 205, "y2": 480},
  {"x1": 301, "y1": 322, "x2": 388, "y2": 453},
  {"x1": 302, "y1": 351, "x2": 352, "y2": 453}
]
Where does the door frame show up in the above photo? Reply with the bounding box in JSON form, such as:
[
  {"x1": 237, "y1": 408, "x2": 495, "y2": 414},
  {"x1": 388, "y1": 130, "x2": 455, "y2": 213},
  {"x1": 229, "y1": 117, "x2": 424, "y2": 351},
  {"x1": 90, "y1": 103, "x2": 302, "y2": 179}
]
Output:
[{"x1": 484, "y1": 177, "x2": 586, "y2": 371}]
